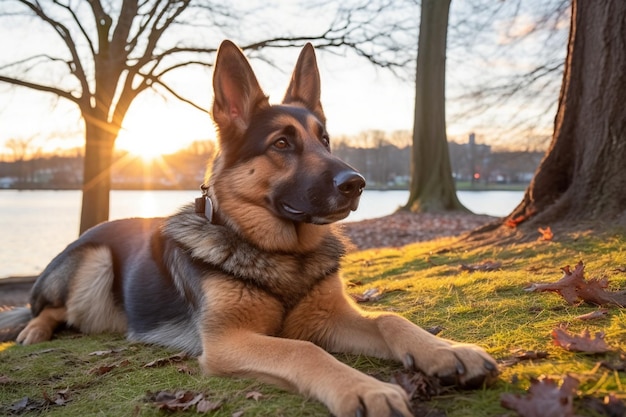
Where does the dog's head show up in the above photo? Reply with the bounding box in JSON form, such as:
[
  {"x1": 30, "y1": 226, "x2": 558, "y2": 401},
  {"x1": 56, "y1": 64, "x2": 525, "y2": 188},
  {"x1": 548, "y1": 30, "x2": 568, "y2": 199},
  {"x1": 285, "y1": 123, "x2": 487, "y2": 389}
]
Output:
[{"x1": 206, "y1": 41, "x2": 365, "y2": 251}]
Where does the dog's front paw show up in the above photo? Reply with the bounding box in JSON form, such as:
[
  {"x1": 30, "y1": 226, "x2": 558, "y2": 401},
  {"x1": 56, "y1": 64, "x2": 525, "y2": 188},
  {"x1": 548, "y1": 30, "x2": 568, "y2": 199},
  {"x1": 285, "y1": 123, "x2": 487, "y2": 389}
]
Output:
[
  {"x1": 406, "y1": 341, "x2": 499, "y2": 389},
  {"x1": 330, "y1": 377, "x2": 412, "y2": 417},
  {"x1": 16, "y1": 323, "x2": 52, "y2": 345}
]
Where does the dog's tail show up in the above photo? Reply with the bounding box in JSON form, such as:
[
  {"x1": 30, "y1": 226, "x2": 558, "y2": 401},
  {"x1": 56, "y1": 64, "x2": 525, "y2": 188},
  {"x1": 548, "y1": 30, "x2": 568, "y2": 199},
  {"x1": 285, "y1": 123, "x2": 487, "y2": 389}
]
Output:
[{"x1": 0, "y1": 307, "x2": 31, "y2": 343}]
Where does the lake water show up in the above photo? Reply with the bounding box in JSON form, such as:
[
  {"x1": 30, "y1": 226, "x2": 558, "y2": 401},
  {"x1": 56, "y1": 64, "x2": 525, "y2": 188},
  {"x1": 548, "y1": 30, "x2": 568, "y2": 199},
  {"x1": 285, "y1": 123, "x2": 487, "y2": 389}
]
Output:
[{"x1": 0, "y1": 189, "x2": 523, "y2": 277}]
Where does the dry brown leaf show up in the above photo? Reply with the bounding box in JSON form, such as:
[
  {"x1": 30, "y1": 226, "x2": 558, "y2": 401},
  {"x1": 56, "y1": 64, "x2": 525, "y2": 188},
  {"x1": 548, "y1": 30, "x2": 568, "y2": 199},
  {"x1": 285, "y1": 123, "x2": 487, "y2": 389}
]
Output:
[
  {"x1": 538, "y1": 226, "x2": 554, "y2": 241},
  {"x1": 514, "y1": 350, "x2": 549, "y2": 361},
  {"x1": 459, "y1": 260, "x2": 502, "y2": 272},
  {"x1": 551, "y1": 326, "x2": 611, "y2": 354},
  {"x1": 525, "y1": 261, "x2": 626, "y2": 306},
  {"x1": 245, "y1": 391, "x2": 263, "y2": 401},
  {"x1": 599, "y1": 352, "x2": 626, "y2": 371},
  {"x1": 88, "y1": 350, "x2": 113, "y2": 356},
  {"x1": 500, "y1": 350, "x2": 549, "y2": 368},
  {"x1": 390, "y1": 370, "x2": 444, "y2": 401},
  {"x1": 143, "y1": 352, "x2": 188, "y2": 368},
  {"x1": 88, "y1": 364, "x2": 116, "y2": 375},
  {"x1": 8, "y1": 397, "x2": 33, "y2": 413},
  {"x1": 505, "y1": 215, "x2": 528, "y2": 228},
  {"x1": 575, "y1": 309, "x2": 609, "y2": 321},
  {"x1": 500, "y1": 375, "x2": 579, "y2": 417},
  {"x1": 351, "y1": 288, "x2": 383, "y2": 303},
  {"x1": 196, "y1": 399, "x2": 222, "y2": 413},
  {"x1": 88, "y1": 347, "x2": 125, "y2": 356},
  {"x1": 42, "y1": 389, "x2": 71, "y2": 406},
  {"x1": 581, "y1": 394, "x2": 626, "y2": 417},
  {"x1": 147, "y1": 390, "x2": 204, "y2": 412}
]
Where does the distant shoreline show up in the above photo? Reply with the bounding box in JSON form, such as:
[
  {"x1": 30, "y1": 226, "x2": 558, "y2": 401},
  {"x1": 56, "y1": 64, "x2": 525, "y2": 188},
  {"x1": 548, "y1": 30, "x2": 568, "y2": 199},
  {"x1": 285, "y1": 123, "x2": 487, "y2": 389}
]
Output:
[
  {"x1": 0, "y1": 275, "x2": 35, "y2": 306},
  {"x1": 1, "y1": 183, "x2": 529, "y2": 192}
]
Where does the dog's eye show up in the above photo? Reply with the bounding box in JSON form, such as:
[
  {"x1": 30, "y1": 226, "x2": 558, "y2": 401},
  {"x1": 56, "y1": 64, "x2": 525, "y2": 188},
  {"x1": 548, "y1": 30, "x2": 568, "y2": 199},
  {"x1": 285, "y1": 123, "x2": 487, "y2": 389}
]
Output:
[
  {"x1": 321, "y1": 135, "x2": 330, "y2": 149},
  {"x1": 273, "y1": 138, "x2": 290, "y2": 150}
]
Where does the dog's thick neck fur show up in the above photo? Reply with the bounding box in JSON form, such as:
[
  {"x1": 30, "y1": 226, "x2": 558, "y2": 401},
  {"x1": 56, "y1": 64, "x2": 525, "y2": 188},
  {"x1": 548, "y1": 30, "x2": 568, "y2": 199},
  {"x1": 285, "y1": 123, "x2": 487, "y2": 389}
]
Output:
[{"x1": 163, "y1": 204, "x2": 347, "y2": 310}]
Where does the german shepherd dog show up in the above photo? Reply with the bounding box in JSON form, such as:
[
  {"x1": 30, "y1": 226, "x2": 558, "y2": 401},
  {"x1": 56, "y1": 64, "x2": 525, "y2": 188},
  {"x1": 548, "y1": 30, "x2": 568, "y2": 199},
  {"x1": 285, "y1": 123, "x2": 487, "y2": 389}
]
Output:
[{"x1": 0, "y1": 41, "x2": 497, "y2": 416}]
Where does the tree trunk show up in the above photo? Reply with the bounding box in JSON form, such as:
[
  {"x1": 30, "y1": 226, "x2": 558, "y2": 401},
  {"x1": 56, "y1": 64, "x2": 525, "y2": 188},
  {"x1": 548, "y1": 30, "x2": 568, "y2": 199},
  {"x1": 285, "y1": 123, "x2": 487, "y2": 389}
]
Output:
[
  {"x1": 506, "y1": 0, "x2": 626, "y2": 229},
  {"x1": 79, "y1": 120, "x2": 117, "y2": 234},
  {"x1": 403, "y1": 0, "x2": 468, "y2": 213}
]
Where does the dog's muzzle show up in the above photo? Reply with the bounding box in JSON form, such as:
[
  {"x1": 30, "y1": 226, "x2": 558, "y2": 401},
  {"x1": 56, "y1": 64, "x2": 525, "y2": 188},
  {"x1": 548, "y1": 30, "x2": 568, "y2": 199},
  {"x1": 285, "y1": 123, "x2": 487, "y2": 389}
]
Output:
[{"x1": 275, "y1": 168, "x2": 366, "y2": 224}]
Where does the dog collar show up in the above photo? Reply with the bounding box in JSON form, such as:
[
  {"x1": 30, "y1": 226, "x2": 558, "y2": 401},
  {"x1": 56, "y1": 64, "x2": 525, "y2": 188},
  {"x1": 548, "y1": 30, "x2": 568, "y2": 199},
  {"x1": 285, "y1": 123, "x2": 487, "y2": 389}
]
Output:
[{"x1": 194, "y1": 184, "x2": 214, "y2": 223}]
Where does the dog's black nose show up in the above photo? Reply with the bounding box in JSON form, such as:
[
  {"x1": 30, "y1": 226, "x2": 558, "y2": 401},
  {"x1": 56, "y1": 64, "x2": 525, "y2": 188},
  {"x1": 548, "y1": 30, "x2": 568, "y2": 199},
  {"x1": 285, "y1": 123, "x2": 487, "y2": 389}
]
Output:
[{"x1": 334, "y1": 170, "x2": 366, "y2": 198}]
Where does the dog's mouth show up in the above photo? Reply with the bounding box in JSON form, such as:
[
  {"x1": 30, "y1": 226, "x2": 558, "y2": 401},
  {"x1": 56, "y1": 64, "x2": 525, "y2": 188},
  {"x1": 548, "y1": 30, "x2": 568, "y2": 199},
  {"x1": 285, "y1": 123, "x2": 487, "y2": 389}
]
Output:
[
  {"x1": 282, "y1": 203, "x2": 306, "y2": 217},
  {"x1": 279, "y1": 200, "x2": 359, "y2": 224}
]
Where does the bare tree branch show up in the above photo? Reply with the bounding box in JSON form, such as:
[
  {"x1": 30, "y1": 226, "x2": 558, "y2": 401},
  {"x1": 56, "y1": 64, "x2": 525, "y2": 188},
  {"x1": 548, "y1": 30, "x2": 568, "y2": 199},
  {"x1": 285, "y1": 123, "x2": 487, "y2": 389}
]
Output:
[
  {"x1": 0, "y1": 74, "x2": 77, "y2": 103},
  {"x1": 53, "y1": 0, "x2": 96, "y2": 57},
  {"x1": 18, "y1": 0, "x2": 91, "y2": 106}
]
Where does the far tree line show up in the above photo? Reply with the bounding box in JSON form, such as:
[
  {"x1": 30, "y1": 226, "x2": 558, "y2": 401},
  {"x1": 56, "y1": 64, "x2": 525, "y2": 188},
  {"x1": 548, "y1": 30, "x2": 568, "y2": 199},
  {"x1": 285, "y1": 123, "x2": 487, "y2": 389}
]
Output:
[{"x1": 0, "y1": 137, "x2": 543, "y2": 190}]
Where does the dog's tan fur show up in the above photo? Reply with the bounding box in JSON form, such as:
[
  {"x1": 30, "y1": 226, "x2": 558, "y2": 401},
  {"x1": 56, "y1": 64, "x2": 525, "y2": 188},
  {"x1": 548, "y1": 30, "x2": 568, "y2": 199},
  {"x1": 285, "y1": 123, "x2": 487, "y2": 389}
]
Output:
[{"x1": 1, "y1": 41, "x2": 498, "y2": 417}]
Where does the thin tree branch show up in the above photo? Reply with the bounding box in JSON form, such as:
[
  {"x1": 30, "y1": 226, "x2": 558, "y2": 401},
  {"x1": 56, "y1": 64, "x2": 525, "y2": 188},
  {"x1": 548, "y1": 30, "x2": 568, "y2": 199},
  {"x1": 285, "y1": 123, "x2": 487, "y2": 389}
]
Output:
[
  {"x1": 0, "y1": 75, "x2": 77, "y2": 103},
  {"x1": 17, "y1": 0, "x2": 91, "y2": 105}
]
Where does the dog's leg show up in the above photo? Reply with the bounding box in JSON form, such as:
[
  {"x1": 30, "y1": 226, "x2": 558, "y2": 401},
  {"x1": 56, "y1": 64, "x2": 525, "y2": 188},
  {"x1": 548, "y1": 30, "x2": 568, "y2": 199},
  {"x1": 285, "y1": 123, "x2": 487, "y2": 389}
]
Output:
[
  {"x1": 16, "y1": 306, "x2": 67, "y2": 345},
  {"x1": 283, "y1": 276, "x2": 499, "y2": 388},
  {"x1": 199, "y1": 279, "x2": 413, "y2": 417},
  {"x1": 199, "y1": 330, "x2": 412, "y2": 417}
]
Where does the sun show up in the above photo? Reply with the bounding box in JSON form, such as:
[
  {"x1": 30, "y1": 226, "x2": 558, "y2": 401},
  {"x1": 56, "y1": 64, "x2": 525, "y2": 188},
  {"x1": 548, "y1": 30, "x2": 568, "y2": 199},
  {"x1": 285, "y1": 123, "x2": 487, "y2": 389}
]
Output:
[
  {"x1": 116, "y1": 97, "x2": 213, "y2": 161},
  {"x1": 116, "y1": 125, "x2": 180, "y2": 162},
  {"x1": 121, "y1": 138, "x2": 170, "y2": 163},
  {"x1": 117, "y1": 117, "x2": 182, "y2": 162}
]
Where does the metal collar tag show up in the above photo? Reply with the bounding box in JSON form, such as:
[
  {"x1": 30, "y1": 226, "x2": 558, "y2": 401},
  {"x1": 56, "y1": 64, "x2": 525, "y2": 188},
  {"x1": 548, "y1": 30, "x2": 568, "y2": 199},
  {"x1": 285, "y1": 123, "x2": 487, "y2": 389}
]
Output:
[{"x1": 194, "y1": 185, "x2": 214, "y2": 223}]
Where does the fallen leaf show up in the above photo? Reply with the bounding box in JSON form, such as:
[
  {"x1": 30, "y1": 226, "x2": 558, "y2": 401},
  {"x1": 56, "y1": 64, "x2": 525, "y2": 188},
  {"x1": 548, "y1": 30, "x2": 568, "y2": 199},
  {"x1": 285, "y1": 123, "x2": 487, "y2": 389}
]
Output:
[
  {"x1": 580, "y1": 394, "x2": 626, "y2": 417},
  {"x1": 514, "y1": 350, "x2": 549, "y2": 361},
  {"x1": 390, "y1": 370, "x2": 444, "y2": 401},
  {"x1": 144, "y1": 352, "x2": 188, "y2": 368},
  {"x1": 88, "y1": 350, "x2": 113, "y2": 356},
  {"x1": 197, "y1": 399, "x2": 222, "y2": 413},
  {"x1": 146, "y1": 390, "x2": 204, "y2": 412},
  {"x1": 9, "y1": 397, "x2": 33, "y2": 413},
  {"x1": 89, "y1": 364, "x2": 116, "y2": 375},
  {"x1": 43, "y1": 389, "x2": 70, "y2": 406},
  {"x1": 538, "y1": 226, "x2": 554, "y2": 241},
  {"x1": 351, "y1": 288, "x2": 384, "y2": 303},
  {"x1": 0, "y1": 374, "x2": 13, "y2": 384},
  {"x1": 551, "y1": 326, "x2": 611, "y2": 354},
  {"x1": 500, "y1": 375, "x2": 579, "y2": 417},
  {"x1": 88, "y1": 347, "x2": 125, "y2": 356},
  {"x1": 246, "y1": 391, "x2": 263, "y2": 401},
  {"x1": 460, "y1": 260, "x2": 502, "y2": 272},
  {"x1": 426, "y1": 325, "x2": 444, "y2": 335},
  {"x1": 500, "y1": 350, "x2": 549, "y2": 368},
  {"x1": 575, "y1": 309, "x2": 609, "y2": 321},
  {"x1": 525, "y1": 261, "x2": 626, "y2": 307},
  {"x1": 232, "y1": 411, "x2": 245, "y2": 417},
  {"x1": 505, "y1": 215, "x2": 528, "y2": 228},
  {"x1": 599, "y1": 352, "x2": 626, "y2": 371},
  {"x1": 614, "y1": 266, "x2": 626, "y2": 273}
]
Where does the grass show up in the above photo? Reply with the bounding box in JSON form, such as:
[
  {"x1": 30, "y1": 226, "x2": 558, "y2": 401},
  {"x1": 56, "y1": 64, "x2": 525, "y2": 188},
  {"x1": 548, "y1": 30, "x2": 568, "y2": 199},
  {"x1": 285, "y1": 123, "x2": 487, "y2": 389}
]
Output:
[{"x1": 1, "y1": 228, "x2": 625, "y2": 416}]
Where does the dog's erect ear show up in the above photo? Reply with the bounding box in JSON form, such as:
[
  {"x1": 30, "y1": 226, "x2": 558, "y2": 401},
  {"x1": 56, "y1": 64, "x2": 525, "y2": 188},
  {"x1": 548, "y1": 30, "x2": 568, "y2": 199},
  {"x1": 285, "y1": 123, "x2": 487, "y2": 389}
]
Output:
[
  {"x1": 283, "y1": 43, "x2": 325, "y2": 124},
  {"x1": 212, "y1": 40, "x2": 269, "y2": 133}
]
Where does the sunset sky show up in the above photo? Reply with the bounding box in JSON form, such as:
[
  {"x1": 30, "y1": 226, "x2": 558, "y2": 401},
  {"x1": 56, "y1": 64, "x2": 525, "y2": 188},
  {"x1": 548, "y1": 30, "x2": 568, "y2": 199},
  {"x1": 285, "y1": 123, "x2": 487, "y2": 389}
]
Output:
[{"x1": 0, "y1": 1, "x2": 568, "y2": 160}]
